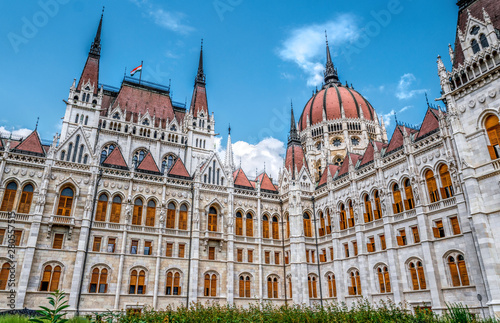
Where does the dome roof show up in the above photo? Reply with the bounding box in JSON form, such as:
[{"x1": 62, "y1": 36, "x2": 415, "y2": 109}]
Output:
[{"x1": 298, "y1": 83, "x2": 376, "y2": 131}]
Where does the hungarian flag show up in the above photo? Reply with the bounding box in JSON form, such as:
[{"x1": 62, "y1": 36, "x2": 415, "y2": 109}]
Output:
[{"x1": 130, "y1": 64, "x2": 142, "y2": 76}]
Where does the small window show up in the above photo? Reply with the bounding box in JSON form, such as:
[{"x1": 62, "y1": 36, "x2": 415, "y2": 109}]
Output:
[
  {"x1": 52, "y1": 233, "x2": 64, "y2": 249},
  {"x1": 107, "y1": 238, "x2": 116, "y2": 253},
  {"x1": 144, "y1": 241, "x2": 152, "y2": 255},
  {"x1": 130, "y1": 240, "x2": 138, "y2": 254},
  {"x1": 93, "y1": 237, "x2": 102, "y2": 252},
  {"x1": 208, "y1": 246, "x2": 215, "y2": 260},
  {"x1": 480, "y1": 34, "x2": 489, "y2": 49},
  {"x1": 166, "y1": 243, "x2": 173, "y2": 257},
  {"x1": 471, "y1": 39, "x2": 480, "y2": 54}
]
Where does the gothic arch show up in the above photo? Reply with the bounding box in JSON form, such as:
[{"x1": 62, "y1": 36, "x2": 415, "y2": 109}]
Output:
[{"x1": 476, "y1": 109, "x2": 500, "y2": 130}]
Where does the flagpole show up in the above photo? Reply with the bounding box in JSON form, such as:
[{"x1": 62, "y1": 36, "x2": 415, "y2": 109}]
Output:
[{"x1": 139, "y1": 60, "x2": 143, "y2": 84}]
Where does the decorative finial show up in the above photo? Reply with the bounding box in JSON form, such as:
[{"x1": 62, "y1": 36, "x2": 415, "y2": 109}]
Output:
[
  {"x1": 102, "y1": 6, "x2": 105, "y2": 16},
  {"x1": 325, "y1": 30, "x2": 328, "y2": 44},
  {"x1": 425, "y1": 92, "x2": 430, "y2": 107},
  {"x1": 228, "y1": 124, "x2": 231, "y2": 135},
  {"x1": 394, "y1": 113, "x2": 398, "y2": 125},
  {"x1": 35, "y1": 117, "x2": 39, "y2": 130}
]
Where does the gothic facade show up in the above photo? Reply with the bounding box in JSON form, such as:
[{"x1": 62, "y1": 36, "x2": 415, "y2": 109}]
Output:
[{"x1": 1, "y1": 0, "x2": 500, "y2": 317}]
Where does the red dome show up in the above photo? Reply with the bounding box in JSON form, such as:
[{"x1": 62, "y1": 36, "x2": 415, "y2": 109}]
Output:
[{"x1": 298, "y1": 84, "x2": 376, "y2": 131}]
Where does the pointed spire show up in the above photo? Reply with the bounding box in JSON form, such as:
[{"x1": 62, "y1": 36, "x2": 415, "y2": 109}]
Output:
[
  {"x1": 448, "y1": 44, "x2": 454, "y2": 64},
  {"x1": 195, "y1": 39, "x2": 206, "y2": 86},
  {"x1": 324, "y1": 31, "x2": 340, "y2": 86},
  {"x1": 225, "y1": 124, "x2": 235, "y2": 171},
  {"x1": 288, "y1": 100, "x2": 300, "y2": 146},
  {"x1": 89, "y1": 7, "x2": 104, "y2": 57}
]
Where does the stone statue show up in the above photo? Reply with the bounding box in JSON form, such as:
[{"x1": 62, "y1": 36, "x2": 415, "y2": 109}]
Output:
[{"x1": 125, "y1": 204, "x2": 132, "y2": 221}]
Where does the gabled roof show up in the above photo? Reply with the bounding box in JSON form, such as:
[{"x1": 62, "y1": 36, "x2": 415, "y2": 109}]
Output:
[
  {"x1": 136, "y1": 152, "x2": 160, "y2": 174},
  {"x1": 102, "y1": 147, "x2": 128, "y2": 170},
  {"x1": 190, "y1": 84, "x2": 208, "y2": 118},
  {"x1": 285, "y1": 145, "x2": 307, "y2": 179},
  {"x1": 337, "y1": 152, "x2": 362, "y2": 177},
  {"x1": 317, "y1": 164, "x2": 340, "y2": 187},
  {"x1": 384, "y1": 125, "x2": 417, "y2": 155},
  {"x1": 168, "y1": 158, "x2": 191, "y2": 179},
  {"x1": 256, "y1": 172, "x2": 277, "y2": 192},
  {"x1": 359, "y1": 141, "x2": 386, "y2": 167},
  {"x1": 233, "y1": 168, "x2": 253, "y2": 189},
  {"x1": 12, "y1": 130, "x2": 45, "y2": 156},
  {"x1": 416, "y1": 108, "x2": 440, "y2": 140}
]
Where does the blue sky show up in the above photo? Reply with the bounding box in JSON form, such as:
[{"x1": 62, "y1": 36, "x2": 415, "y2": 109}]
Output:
[{"x1": 0, "y1": 0, "x2": 458, "y2": 178}]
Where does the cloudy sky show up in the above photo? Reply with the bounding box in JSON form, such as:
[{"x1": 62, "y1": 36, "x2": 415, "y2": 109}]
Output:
[{"x1": 1, "y1": 0, "x2": 458, "y2": 179}]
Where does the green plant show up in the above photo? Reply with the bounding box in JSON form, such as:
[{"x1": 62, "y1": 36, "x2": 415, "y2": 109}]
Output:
[
  {"x1": 0, "y1": 315, "x2": 30, "y2": 323},
  {"x1": 29, "y1": 290, "x2": 70, "y2": 323}
]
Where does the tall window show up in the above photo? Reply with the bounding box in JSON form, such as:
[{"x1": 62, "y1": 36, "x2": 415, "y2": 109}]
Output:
[
  {"x1": 303, "y1": 213, "x2": 312, "y2": 237},
  {"x1": 403, "y1": 179, "x2": 414, "y2": 210},
  {"x1": 57, "y1": 187, "x2": 74, "y2": 216},
  {"x1": 364, "y1": 195, "x2": 373, "y2": 223},
  {"x1": 39, "y1": 265, "x2": 62, "y2": 291},
  {"x1": 204, "y1": 273, "x2": 217, "y2": 296},
  {"x1": 448, "y1": 254, "x2": 470, "y2": 287},
  {"x1": 485, "y1": 115, "x2": 500, "y2": 159},
  {"x1": 308, "y1": 275, "x2": 318, "y2": 298},
  {"x1": 0, "y1": 263, "x2": 10, "y2": 290},
  {"x1": 179, "y1": 204, "x2": 188, "y2": 230},
  {"x1": 374, "y1": 190, "x2": 382, "y2": 219},
  {"x1": 262, "y1": 215, "x2": 270, "y2": 238},
  {"x1": 272, "y1": 216, "x2": 279, "y2": 239},
  {"x1": 326, "y1": 209, "x2": 332, "y2": 234},
  {"x1": 348, "y1": 271, "x2": 361, "y2": 296},
  {"x1": 89, "y1": 268, "x2": 108, "y2": 293},
  {"x1": 339, "y1": 203, "x2": 347, "y2": 230},
  {"x1": 439, "y1": 165, "x2": 454, "y2": 199},
  {"x1": 479, "y1": 34, "x2": 489, "y2": 49},
  {"x1": 347, "y1": 201, "x2": 355, "y2": 227},
  {"x1": 110, "y1": 196, "x2": 122, "y2": 223},
  {"x1": 166, "y1": 202, "x2": 176, "y2": 229},
  {"x1": 161, "y1": 155, "x2": 176, "y2": 174},
  {"x1": 471, "y1": 39, "x2": 480, "y2": 53},
  {"x1": 267, "y1": 276, "x2": 279, "y2": 299},
  {"x1": 409, "y1": 260, "x2": 426, "y2": 290},
  {"x1": 17, "y1": 184, "x2": 34, "y2": 214},
  {"x1": 132, "y1": 149, "x2": 147, "y2": 168},
  {"x1": 208, "y1": 207, "x2": 217, "y2": 232},
  {"x1": 235, "y1": 212, "x2": 243, "y2": 236},
  {"x1": 95, "y1": 194, "x2": 108, "y2": 221},
  {"x1": 425, "y1": 170, "x2": 439, "y2": 203},
  {"x1": 1, "y1": 182, "x2": 17, "y2": 212},
  {"x1": 145, "y1": 200, "x2": 156, "y2": 227},
  {"x1": 129, "y1": 269, "x2": 146, "y2": 294},
  {"x1": 132, "y1": 199, "x2": 143, "y2": 225},
  {"x1": 246, "y1": 213, "x2": 253, "y2": 237},
  {"x1": 392, "y1": 184, "x2": 403, "y2": 214},
  {"x1": 239, "y1": 275, "x2": 251, "y2": 298},
  {"x1": 327, "y1": 273, "x2": 336, "y2": 298},
  {"x1": 377, "y1": 266, "x2": 391, "y2": 293},
  {"x1": 166, "y1": 271, "x2": 182, "y2": 295}
]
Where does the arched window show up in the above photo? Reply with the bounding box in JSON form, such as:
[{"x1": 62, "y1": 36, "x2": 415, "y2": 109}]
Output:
[
  {"x1": 60, "y1": 151, "x2": 65, "y2": 161},
  {"x1": 239, "y1": 275, "x2": 251, "y2": 298},
  {"x1": 267, "y1": 276, "x2": 279, "y2": 298},
  {"x1": 75, "y1": 114, "x2": 79, "y2": 123},
  {"x1": 348, "y1": 270, "x2": 361, "y2": 295},
  {"x1": 166, "y1": 270, "x2": 182, "y2": 295},
  {"x1": 132, "y1": 149, "x2": 147, "y2": 168},
  {"x1": 392, "y1": 184, "x2": 403, "y2": 214},
  {"x1": 17, "y1": 184, "x2": 34, "y2": 214},
  {"x1": 145, "y1": 200, "x2": 156, "y2": 227},
  {"x1": 67, "y1": 143, "x2": 73, "y2": 162},
  {"x1": 129, "y1": 269, "x2": 146, "y2": 294},
  {"x1": 326, "y1": 209, "x2": 332, "y2": 234},
  {"x1": 89, "y1": 268, "x2": 108, "y2": 293},
  {"x1": 0, "y1": 263, "x2": 10, "y2": 290},
  {"x1": 78, "y1": 145, "x2": 84, "y2": 163},
  {"x1": 439, "y1": 165, "x2": 454, "y2": 199},
  {"x1": 364, "y1": 195, "x2": 373, "y2": 223},
  {"x1": 1, "y1": 181, "x2": 17, "y2": 212},
  {"x1": 480, "y1": 34, "x2": 489, "y2": 49},
  {"x1": 374, "y1": 190, "x2": 382, "y2": 219},
  {"x1": 308, "y1": 275, "x2": 318, "y2": 298},
  {"x1": 272, "y1": 216, "x2": 279, "y2": 239},
  {"x1": 161, "y1": 155, "x2": 176, "y2": 174},
  {"x1": 95, "y1": 194, "x2": 108, "y2": 222},
  {"x1": 339, "y1": 203, "x2": 347, "y2": 230},
  {"x1": 448, "y1": 254, "x2": 470, "y2": 287},
  {"x1": 72, "y1": 135, "x2": 80, "y2": 163},
  {"x1": 327, "y1": 273, "x2": 336, "y2": 298},
  {"x1": 246, "y1": 213, "x2": 253, "y2": 237},
  {"x1": 409, "y1": 260, "x2": 426, "y2": 290},
  {"x1": 208, "y1": 207, "x2": 217, "y2": 232},
  {"x1": 39, "y1": 265, "x2": 62, "y2": 291},
  {"x1": 262, "y1": 215, "x2": 270, "y2": 239},
  {"x1": 110, "y1": 196, "x2": 122, "y2": 223},
  {"x1": 235, "y1": 211, "x2": 243, "y2": 236},
  {"x1": 347, "y1": 201, "x2": 355, "y2": 227},
  {"x1": 318, "y1": 211, "x2": 325, "y2": 237},
  {"x1": 403, "y1": 179, "x2": 414, "y2": 210},
  {"x1": 425, "y1": 170, "x2": 440, "y2": 203},
  {"x1": 132, "y1": 199, "x2": 143, "y2": 225},
  {"x1": 166, "y1": 202, "x2": 176, "y2": 229},
  {"x1": 57, "y1": 187, "x2": 74, "y2": 216},
  {"x1": 486, "y1": 115, "x2": 500, "y2": 159},
  {"x1": 204, "y1": 273, "x2": 217, "y2": 296},
  {"x1": 179, "y1": 204, "x2": 188, "y2": 230},
  {"x1": 303, "y1": 213, "x2": 312, "y2": 237},
  {"x1": 288, "y1": 276, "x2": 293, "y2": 298},
  {"x1": 376, "y1": 266, "x2": 391, "y2": 293},
  {"x1": 471, "y1": 39, "x2": 480, "y2": 54}
]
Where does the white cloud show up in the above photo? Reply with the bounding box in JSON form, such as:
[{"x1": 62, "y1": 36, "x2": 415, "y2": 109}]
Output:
[
  {"x1": 0, "y1": 126, "x2": 32, "y2": 138},
  {"x1": 395, "y1": 73, "x2": 427, "y2": 100},
  {"x1": 381, "y1": 105, "x2": 413, "y2": 127},
  {"x1": 277, "y1": 15, "x2": 360, "y2": 86},
  {"x1": 216, "y1": 137, "x2": 285, "y2": 181},
  {"x1": 130, "y1": 0, "x2": 194, "y2": 34},
  {"x1": 399, "y1": 105, "x2": 412, "y2": 113}
]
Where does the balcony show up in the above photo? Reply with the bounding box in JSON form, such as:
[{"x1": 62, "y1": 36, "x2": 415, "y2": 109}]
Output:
[
  {"x1": 0, "y1": 211, "x2": 30, "y2": 222},
  {"x1": 48, "y1": 215, "x2": 75, "y2": 239}
]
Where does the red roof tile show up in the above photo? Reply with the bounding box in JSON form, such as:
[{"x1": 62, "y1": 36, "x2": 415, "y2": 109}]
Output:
[
  {"x1": 136, "y1": 152, "x2": 160, "y2": 174},
  {"x1": 13, "y1": 130, "x2": 45, "y2": 156},
  {"x1": 190, "y1": 84, "x2": 208, "y2": 118},
  {"x1": 416, "y1": 108, "x2": 440, "y2": 139},
  {"x1": 256, "y1": 172, "x2": 277, "y2": 192},
  {"x1": 359, "y1": 141, "x2": 385, "y2": 166},
  {"x1": 285, "y1": 145, "x2": 307, "y2": 178},
  {"x1": 337, "y1": 153, "x2": 362, "y2": 177},
  {"x1": 77, "y1": 56, "x2": 99, "y2": 94},
  {"x1": 102, "y1": 147, "x2": 128, "y2": 168},
  {"x1": 233, "y1": 168, "x2": 253, "y2": 188},
  {"x1": 168, "y1": 158, "x2": 191, "y2": 178},
  {"x1": 385, "y1": 125, "x2": 416, "y2": 154}
]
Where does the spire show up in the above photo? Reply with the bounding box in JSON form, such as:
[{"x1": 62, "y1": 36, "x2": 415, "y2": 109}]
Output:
[
  {"x1": 76, "y1": 10, "x2": 103, "y2": 94},
  {"x1": 288, "y1": 100, "x2": 300, "y2": 146},
  {"x1": 225, "y1": 124, "x2": 235, "y2": 171},
  {"x1": 195, "y1": 39, "x2": 206, "y2": 86},
  {"x1": 324, "y1": 31, "x2": 340, "y2": 86},
  {"x1": 90, "y1": 7, "x2": 104, "y2": 57}
]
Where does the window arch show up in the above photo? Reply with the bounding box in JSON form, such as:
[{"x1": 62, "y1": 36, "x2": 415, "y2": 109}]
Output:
[
  {"x1": 262, "y1": 215, "x2": 270, "y2": 239},
  {"x1": 363, "y1": 194, "x2": 373, "y2": 223},
  {"x1": 303, "y1": 213, "x2": 312, "y2": 237},
  {"x1": 447, "y1": 253, "x2": 470, "y2": 287},
  {"x1": 89, "y1": 267, "x2": 108, "y2": 293},
  {"x1": 339, "y1": 203, "x2": 347, "y2": 230},
  {"x1": 166, "y1": 202, "x2": 176, "y2": 229},
  {"x1": 376, "y1": 265, "x2": 391, "y2": 293},
  {"x1": 132, "y1": 198, "x2": 143, "y2": 225},
  {"x1": 204, "y1": 272, "x2": 217, "y2": 296},
  {"x1": 285, "y1": 214, "x2": 290, "y2": 238},
  {"x1": 348, "y1": 270, "x2": 361, "y2": 296},
  {"x1": 57, "y1": 187, "x2": 74, "y2": 216},
  {"x1": 110, "y1": 195, "x2": 122, "y2": 223},
  {"x1": 374, "y1": 190, "x2": 382, "y2": 219},
  {"x1": 239, "y1": 274, "x2": 251, "y2": 298},
  {"x1": 0, "y1": 262, "x2": 10, "y2": 290},
  {"x1": 95, "y1": 194, "x2": 108, "y2": 222},
  {"x1": 408, "y1": 260, "x2": 426, "y2": 290},
  {"x1": 208, "y1": 206, "x2": 217, "y2": 232},
  {"x1": 17, "y1": 184, "x2": 34, "y2": 214},
  {"x1": 425, "y1": 170, "x2": 440, "y2": 203},
  {"x1": 272, "y1": 216, "x2": 279, "y2": 239},
  {"x1": 326, "y1": 273, "x2": 336, "y2": 298},
  {"x1": 439, "y1": 165, "x2": 454, "y2": 199},
  {"x1": 246, "y1": 213, "x2": 253, "y2": 237},
  {"x1": 485, "y1": 115, "x2": 500, "y2": 159},
  {"x1": 129, "y1": 269, "x2": 146, "y2": 294},
  {"x1": 1, "y1": 181, "x2": 17, "y2": 212},
  {"x1": 267, "y1": 276, "x2": 279, "y2": 299},
  {"x1": 166, "y1": 270, "x2": 182, "y2": 295},
  {"x1": 392, "y1": 183, "x2": 403, "y2": 214},
  {"x1": 145, "y1": 200, "x2": 156, "y2": 227},
  {"x1": 308, "y1": 274, "x2": 318, "y2": 298},
  {"x1": 403, "y1": 179, "x2": 414, "y2": 210},
  {"x1": 318, "y1": 211, "x2": 326, "y2": 237},
  {"x1": 39, "y1": 264, "x2": 62, "y2": 291},
  {"x1": 179, "y1": 204, "x2": 188, "y2": 230},
  {"x1": 480, "y1": 34, "x2": 489, "y2": 49},
  {"x1": 235, "y1": 211, "x2": 243, "y2": 236}
]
